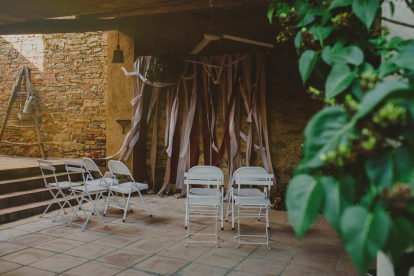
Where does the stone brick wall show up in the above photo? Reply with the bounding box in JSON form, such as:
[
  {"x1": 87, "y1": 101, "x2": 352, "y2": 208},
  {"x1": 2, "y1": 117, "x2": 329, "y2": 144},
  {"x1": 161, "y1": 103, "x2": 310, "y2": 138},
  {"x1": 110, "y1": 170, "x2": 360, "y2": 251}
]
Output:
[{"x1": 0, "y1": 32, "x2": 107, "y2": 158}]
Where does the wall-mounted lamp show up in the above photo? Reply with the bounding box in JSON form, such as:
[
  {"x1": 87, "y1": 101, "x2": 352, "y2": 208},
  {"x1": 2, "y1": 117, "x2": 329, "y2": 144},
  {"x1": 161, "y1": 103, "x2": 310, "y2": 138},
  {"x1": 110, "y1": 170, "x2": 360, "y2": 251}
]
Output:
[
  {"x1": 116, "y1": 119, "x2": 131, "y2": 134},
  {"x1": 112, "y1": 12, "x2": 124, "y2": 64}
]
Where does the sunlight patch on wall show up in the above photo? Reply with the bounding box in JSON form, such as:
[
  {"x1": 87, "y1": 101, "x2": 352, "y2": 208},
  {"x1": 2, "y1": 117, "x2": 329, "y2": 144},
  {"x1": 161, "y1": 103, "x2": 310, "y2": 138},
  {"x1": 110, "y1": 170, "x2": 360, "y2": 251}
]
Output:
[{"x1": 2, "y1": 34, "x2": 45, "y2": 71}]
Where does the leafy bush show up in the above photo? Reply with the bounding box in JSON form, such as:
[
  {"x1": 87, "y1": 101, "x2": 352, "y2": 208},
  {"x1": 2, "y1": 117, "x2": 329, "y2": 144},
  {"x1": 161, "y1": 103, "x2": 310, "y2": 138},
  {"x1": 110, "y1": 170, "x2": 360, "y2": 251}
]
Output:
[{"x1": 269, "y1": 0, "x2": 414, "y2": 274}]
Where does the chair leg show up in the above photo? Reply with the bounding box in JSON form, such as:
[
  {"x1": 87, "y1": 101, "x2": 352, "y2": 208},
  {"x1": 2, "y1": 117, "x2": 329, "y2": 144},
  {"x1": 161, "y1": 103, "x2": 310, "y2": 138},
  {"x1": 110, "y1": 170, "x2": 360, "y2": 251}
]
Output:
[
  {"x1": 236, "y1": 205, "x2": 241, "y2": 248},
  {"x1": 40, "y1": 190, "x2": 58, "y2": 218},
  {"x1": 225, "y1": 193, "x2": 231, "y2": 222},
  {"x1": 258, "y1": 206, "x2": 262, "y2": 221},
  {"x1": 266, "y1": 205, "x2": 270, "y2": 230},
  {"x1": 123, "y1": 192, "x2": 131, "y2": 222},
  {"x1": 232, "y1": 197, "x2": 235, "y2": 231},
  {"x1": 184, "y1": 203, "x2": 188, "y2": 229},
  {"x1": 215, "y1": 205, "x2": 219, "y2": 248},
  {"x1": 103, "y1": 190, "x2": 111, "y2": 216},
  {"x1": 138, "y1": 190, "x2": 152, "y2": 217},
  {"x1": 113, "y1": 193, "x2": 122, "y2": 208},
  {"x1": 221, "y1": 188, "x2": 224, "y2": 230},
  {"x1": 266, "y1": 206, "x2": 271, "y2": 250}
]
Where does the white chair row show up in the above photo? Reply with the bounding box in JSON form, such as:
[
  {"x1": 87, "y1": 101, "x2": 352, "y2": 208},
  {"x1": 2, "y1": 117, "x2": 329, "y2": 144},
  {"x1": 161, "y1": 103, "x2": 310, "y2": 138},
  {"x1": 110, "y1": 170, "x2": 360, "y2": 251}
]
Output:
[
  {"x1": 38, "y1": 158, "x2": 152, "y2": 231},
  {"x1": 184, "y1": 166, "x2": 273, "y2": 249}
]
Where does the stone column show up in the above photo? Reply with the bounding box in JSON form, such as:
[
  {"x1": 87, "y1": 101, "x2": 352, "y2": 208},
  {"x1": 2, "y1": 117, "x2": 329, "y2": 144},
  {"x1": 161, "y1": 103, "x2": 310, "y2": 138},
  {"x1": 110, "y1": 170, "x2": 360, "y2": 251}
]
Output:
[{"x1": 106, "y1": 18, "x2": 134, "y2": 170}]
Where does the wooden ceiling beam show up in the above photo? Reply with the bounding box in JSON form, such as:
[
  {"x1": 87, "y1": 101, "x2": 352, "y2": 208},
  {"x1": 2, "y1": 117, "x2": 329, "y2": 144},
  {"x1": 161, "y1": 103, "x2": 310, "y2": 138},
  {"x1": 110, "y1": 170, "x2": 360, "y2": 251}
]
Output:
[
  {"x1": 0, "y1": 19, "x2": 127, "y2": 35},
  {"x1": 81, "y1": 0, "x2": 271, "y2": 19},
  {"x1": 0, "y1": 0, "x2": 271, "y2": 26}
]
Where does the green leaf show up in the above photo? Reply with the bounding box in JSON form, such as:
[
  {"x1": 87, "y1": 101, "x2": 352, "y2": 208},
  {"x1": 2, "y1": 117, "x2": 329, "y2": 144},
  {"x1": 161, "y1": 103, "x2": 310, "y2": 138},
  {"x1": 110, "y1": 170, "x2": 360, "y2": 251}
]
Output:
[
  {"x1": 300, "y1": 106, "x2": 353, "y2": 170},
  {"x1": 352, "y1": 0, "x2": 381, "y2": 28},
  {"x1": 378, "y1": 61, "x2": 398, "y2": 78},
  {"x1": 296, "y1": 5, "x2": 322, "y2": 27},
  {"x1": 330, "y1": 45, "x2": 364, "y2": 66},
  {"x1": 309, "y1": 25, "x2": 334, "y2": 41},
  {"x1": 394, "y1": 145, "x2": 414, "y2": 182},
  {"x1": 356, "y1": 81, "x2": 412, "y2": 119},
  {"x1": 339, "y1": 175, "x2": 355, "y2": 203},
  {"x1": 325, "y1": 64, "x2": 355, "y2": 98},
  {"x1": 267, "y1": 0, "x2": 277, "y2": 24},
  {"x1": 390, "y1": 49, "x2": 414, "y2": 70},
  {"x1": 320, "y1": 177, "x2": 343, "y2": 232},
  {"x1": 384, "y1": 217, "x2": 414, "y2": 264},
  {"x1": 389, "y1": 1, "x2": 395, "y2": 16},
  {"x1": 299, "y1": 50, "x2": 318, "y2": 84},
  {"x1": 341, "y1": 206, "x2": 391, "y2": 274},
  {"x1": 351, "y1": 79, "x2": 363, "y2": 100},
  {"x1": 294, "y1": 31, "x2": 302, "y2": 50},
  {"x1": 286, "y1": 174, "x2": 323, "y2": 239},
  {"x1": 329, "y1": 0, "x2": 353, "y2": 10},
  {"x1": 322, "y1": 46, "x2": 332, "y2": 65},
  {"x1": 365, "y1": 152, "x2": 394, "y2": 188}
]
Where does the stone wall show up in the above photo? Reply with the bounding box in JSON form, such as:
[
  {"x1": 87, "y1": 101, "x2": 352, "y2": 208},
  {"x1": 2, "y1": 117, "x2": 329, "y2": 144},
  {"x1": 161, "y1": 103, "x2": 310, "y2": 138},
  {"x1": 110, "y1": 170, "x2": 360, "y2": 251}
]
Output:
[{"x1": 0, "y1": 32, "x2": 107, "y2": 158}]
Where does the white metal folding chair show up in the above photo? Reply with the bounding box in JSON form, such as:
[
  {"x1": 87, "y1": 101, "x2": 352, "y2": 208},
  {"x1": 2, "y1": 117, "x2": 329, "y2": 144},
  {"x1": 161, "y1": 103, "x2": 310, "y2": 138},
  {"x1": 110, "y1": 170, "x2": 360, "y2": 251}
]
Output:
[
  {"x1": 231, "y1": 167, "x2": 273, "y2": 249},
  {"x1": 65, "y1": 161, "x2": 107, "y2": 231},
  {"x1": 184, "y1": 166, "x2": 224, "y2": 247},
  {"x1": 226, "y1": 167, "x2": 270, "y2": 230},
  {"x1": 38, "y1": 159, "x2": 82, "y2": 222},
  {"x1": 82, "y1": 158, "x2": 114, "y2": 188},
  {"x1": 103, "y1": 160, "x2": 152, "y2": 222}
]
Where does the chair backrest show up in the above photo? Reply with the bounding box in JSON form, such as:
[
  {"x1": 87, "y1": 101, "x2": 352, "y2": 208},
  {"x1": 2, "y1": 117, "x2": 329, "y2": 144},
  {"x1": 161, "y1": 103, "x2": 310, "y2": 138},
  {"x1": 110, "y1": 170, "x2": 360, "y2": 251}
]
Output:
[
  {"x1": 64, "y1": 160, "x2": 86, "y2": 187},
  {"x1": 83, "y1": 157, "x2": 104, "y2": 179},
  {"x1": 108, "y1": 160, "x2": 133, "y2": 181},
  {"x1": 184, "y1": 166, "x2": 224, "y2": 189},
  {"x1": 83, "y1": 158, "x2": 101, "y2": 174},
  {"x1": 38, "y1": 159, "x2": 58, "y2": 188},
  {"x1": 232, "y1": 167, "x2": 273, "y2": 188}
]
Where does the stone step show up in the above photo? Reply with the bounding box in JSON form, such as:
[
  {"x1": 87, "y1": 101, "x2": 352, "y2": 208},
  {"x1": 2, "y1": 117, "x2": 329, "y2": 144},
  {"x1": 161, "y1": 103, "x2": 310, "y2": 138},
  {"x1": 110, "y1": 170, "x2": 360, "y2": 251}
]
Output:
[
  {"x1": 0, "y1": 163, "x2": 67, "y2": 181},
  {"x1": 0, "y1": 196, "x2": 80, "y2": 224},
  {"x1": 0, "y1": 171, "x2": 82, "y2": 195}
]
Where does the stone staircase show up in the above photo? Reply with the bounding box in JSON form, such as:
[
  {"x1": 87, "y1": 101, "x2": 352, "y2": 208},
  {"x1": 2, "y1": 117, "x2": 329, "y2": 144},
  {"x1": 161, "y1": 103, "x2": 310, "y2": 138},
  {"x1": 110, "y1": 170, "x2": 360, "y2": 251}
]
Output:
[{"x1": 0, "y1": 164, "x2": 82, "y2": 224}]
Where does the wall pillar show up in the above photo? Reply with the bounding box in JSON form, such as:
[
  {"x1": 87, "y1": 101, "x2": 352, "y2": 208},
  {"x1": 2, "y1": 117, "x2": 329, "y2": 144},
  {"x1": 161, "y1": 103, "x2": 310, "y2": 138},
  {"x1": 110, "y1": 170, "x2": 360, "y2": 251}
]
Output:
[{"x1": 106, "y1": 18, "x2": 134, "y2": 170}]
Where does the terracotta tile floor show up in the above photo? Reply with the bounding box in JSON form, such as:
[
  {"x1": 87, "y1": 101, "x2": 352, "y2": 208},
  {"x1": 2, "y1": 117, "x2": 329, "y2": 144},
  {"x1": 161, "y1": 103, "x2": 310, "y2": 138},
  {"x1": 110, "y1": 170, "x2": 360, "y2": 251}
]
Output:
[{"x1": 0, "y1": 195, "x2": 359, "y2": 276}]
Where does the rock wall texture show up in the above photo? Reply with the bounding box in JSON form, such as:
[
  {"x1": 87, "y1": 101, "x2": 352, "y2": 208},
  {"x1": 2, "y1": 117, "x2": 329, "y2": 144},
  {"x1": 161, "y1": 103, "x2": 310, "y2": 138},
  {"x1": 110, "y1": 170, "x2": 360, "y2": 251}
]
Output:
[{"x1": 0, "y1": 32, "x2": 107, "y2": 158}]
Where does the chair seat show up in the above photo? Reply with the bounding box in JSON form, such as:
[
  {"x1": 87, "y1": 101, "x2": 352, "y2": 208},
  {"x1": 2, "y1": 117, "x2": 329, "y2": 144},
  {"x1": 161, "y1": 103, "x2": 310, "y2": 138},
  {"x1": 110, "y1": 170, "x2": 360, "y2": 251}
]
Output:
[
  {"x1": 186, "y1": 196, "x2": 221, "y2": 206},
  {"x1": 189, "y1": 188, "x2": 221, "y2": 197},
  {"x1": 86, "y1": 178, "x2": 114, "y2": 187},
  {"x1": 109, "y1": 182, "x2": 148, "y2": 194},
  {"x1": 233, "y1": 188, "x2": 264, "y2": 198},
  {"x1": 71, "y1": 184, "x2": 108, "y2": 193},
  {"x1": 235, "y1": 197, "x2": 270, "y2": 206},
  {"x1": 49, "y1": 181, "x2": 82, "y2": 189}
]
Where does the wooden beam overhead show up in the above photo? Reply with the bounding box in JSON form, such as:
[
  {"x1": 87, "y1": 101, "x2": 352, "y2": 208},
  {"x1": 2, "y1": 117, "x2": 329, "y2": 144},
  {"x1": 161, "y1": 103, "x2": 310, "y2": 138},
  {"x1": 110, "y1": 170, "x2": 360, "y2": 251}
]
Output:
[
  {"x1": 0, "y1": 0, "x2": 271, "y2": 26},
  {"x1": 0, "y1": 19, "x2": 127, "y2": 35}
]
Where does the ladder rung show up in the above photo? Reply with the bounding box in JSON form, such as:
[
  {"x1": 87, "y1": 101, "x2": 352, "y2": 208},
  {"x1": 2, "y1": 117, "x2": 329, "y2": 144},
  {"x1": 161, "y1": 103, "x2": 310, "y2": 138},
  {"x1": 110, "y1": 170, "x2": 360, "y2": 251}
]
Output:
[{"x1": 0, "y1": 140, "x2": 37, "y2": 146}]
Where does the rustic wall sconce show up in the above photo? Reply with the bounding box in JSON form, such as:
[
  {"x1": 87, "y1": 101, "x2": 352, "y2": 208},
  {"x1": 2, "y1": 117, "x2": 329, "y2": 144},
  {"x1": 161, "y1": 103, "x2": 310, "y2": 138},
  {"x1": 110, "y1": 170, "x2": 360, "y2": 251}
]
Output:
[{"x1": 116, "y1": 119, "x2": 131, "y2": 134}]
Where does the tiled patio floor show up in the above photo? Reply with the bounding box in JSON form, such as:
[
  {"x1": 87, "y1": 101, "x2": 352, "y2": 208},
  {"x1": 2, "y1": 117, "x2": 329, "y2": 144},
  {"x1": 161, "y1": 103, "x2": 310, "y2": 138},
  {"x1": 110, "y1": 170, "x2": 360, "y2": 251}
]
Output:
[{"x1": 0, "y1": 195, "x2": 358, "y2": 276}]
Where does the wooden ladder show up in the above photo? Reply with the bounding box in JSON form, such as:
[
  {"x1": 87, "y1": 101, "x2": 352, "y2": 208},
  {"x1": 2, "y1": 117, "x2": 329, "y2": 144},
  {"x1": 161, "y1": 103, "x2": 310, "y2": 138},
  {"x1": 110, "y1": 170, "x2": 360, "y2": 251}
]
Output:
[{"x1": 0, "y1": 66, "x2": 46, "y2": 159}]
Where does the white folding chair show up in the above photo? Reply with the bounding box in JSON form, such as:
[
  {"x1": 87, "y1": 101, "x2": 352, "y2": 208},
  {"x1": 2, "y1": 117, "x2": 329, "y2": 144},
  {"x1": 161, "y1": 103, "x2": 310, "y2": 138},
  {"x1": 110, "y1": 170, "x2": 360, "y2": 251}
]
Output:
[
  {"x1": 226, "y1": 167, "x2": 270, "y2": 230},
  {"x1": 231, "y1": 167, "x2": 273, "y2": 249},
  {"x1": 38, "y1": 159, "x2": 82, "y2": 222},
  {"x1": 65, "y1": 161, "x2": 107, "y2": 231},
  {"x1": 184, "y1": 166, "x2": 224, "y2": 247},
  {"x1": 82, "y1": 158, "x2": 114, "y2": 188},
  {"x1": 103, "y1": 160, "x2": 152, "y2": 222}
]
